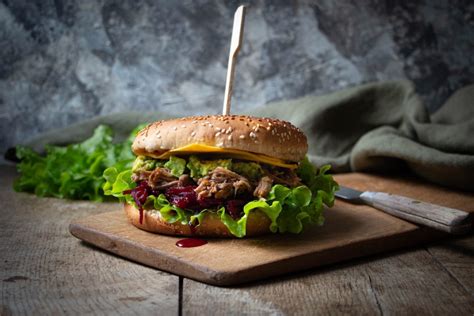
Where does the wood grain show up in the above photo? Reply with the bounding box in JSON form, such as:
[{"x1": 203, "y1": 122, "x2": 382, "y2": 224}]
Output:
[
  {"x1": 0, "y1": 166, "x2": 179, "y2": 315},
  {"x1": 182, "y1": 244, "x2": 474, "y2": 315},
  {"x1": 426, "y1": 235, "x2": 474, "y2": 293}
]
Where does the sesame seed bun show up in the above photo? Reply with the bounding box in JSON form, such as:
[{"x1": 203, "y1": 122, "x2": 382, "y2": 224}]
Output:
[
  {"x1": 124, "y1": 203, "x2": 272, "y2": 237},
  {"x1": 132, "y1": 115, "x2": 308, "y2": 163}
]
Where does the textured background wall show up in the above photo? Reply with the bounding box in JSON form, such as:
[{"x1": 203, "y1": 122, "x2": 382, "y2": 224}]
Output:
[{"x1": 1, "y1": 0, "x2": 473, "y2": 155}]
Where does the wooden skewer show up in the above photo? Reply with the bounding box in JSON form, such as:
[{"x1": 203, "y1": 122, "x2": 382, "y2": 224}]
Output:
[{"x1": 222, "y1": 5, "x2": 246, "y2": 115}]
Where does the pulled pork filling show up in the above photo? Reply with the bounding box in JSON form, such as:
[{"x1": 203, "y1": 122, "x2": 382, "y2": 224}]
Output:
[
  {"x1": 127, "y1": 155, "x2": 302, "y2": 220},
  {"x1": 253, "y1": 176, "x2": 273, "y2": 198},
  {"x1": 195, "y1": 167, "x2": 252, "y2": 200}
]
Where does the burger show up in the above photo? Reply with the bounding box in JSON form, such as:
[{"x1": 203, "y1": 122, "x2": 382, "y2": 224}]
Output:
[{"x1": 103, "y1": 115, "x2": 338, "y2": 238}]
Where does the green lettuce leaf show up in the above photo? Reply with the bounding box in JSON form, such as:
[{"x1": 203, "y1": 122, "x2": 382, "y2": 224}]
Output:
[
  {"x1": 243, "y1": 200, "x2": 282, "y2": 233},
  {"x1": 147, "y1": 194, "x2": 192, "y2": 224},
  {"x1": 103, "y1": 168, "x2": 135, "y2": 204},
  {"x1": 217, "y1": 206, "x2": 248, "y2": 237},
  {"x1": 214, "y1": 184, "x2": 319, "y2": 237}
]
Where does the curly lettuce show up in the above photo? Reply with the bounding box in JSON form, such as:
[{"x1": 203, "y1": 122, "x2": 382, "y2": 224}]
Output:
[{"x1": 14, "y1": 124, "x2": 144, "y2": 201}]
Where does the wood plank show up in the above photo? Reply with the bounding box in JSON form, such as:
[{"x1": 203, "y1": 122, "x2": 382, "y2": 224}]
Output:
[
  {"x1": 426, "y1": 235, "x2": 474, "y2": 293},
  {"x1": 69, "y1": 203, "x2": 436, "y2": 286},
  {"x1": 182, "y1": 242, "x2": 474, "y2": 315},
  {"x1": 0, "y1": 166, "x2": 179, "y2": 315}
]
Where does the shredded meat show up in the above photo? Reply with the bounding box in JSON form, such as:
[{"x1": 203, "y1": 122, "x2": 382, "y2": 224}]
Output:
[
  {"x1": 178, "y1": 174, "x2": 194, "y2": 187},
  {"x1": 253, "y1": 176, "x2": 273, "y2": 198},
  {"x1": 131, "y1": 170, "x2": 151, "y2": 183},
  {"x1": 131, "y1": 163, "x2": 301, "y2": 198},
  {"x1": 266, "y1": 169, "x2": 302, "y2": 187},
  {"x1": 147, "y1": 168, "x2": 179, "y2": 190},
  {"x1": 195, "y1": 167, "x2": 252, "y2": 200}
]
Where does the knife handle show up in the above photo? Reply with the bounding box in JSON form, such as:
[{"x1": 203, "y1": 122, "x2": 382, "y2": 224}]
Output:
[{"x1": 360, "y1": 191, "x2": 472, "y2": 234}]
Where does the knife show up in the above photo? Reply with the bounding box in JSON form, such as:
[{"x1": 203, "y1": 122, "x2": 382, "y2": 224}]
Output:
[{"x1": 335, "y1": 186, "x2": 472, "y2": 234}]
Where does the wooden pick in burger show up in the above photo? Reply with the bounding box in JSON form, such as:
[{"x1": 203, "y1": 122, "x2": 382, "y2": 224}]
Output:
[{"x1": 222, "y1": 5, "x2": 246, "y2": 116}]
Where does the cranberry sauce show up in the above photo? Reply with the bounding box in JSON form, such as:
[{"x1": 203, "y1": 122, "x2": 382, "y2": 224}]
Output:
[
  {"x1": 124, "y1": 181, "x2": 154, "y2": 224},
  {"x1": 225, "y1": 199, "x2": 247, "y2": 220},
  {"x1": 165, "y1": 186, "x2": 199, "y2": 209},
  {"x1": 176, "y1": 238, "x2": 208, "y2": 248},
  {"x1": 165, "y1": 186, "x2": 248, "y2": 218},
  {"x1": 125, "y1": 182, "x2": 250, "y2": 221}
]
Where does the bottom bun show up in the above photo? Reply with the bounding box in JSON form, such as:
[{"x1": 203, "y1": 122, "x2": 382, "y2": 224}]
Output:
[{"x1": 124, "y1": 203, "x2": 272, "y2": 237}]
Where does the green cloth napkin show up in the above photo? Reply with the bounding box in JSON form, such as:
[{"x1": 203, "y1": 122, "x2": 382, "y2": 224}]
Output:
[{"x1": 23, "y1": 80, "x2": 474, "y2": 191}]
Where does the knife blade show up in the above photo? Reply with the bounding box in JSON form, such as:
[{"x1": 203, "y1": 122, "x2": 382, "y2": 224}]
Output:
[{"x1": 335, "y1": 186, "x2": 472, "y2": 234}]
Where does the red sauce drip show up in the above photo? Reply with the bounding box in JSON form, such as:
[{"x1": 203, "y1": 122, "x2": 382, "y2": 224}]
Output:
[
  {"x1": 176, "y1": 238, "x2": 207, "y2": 248},
  {"x1": 189, "y1": 224, "x2": 197, "y2": 235},
  {"x1": 138, "y1": 207, "x2": 143, "y2": 224}
]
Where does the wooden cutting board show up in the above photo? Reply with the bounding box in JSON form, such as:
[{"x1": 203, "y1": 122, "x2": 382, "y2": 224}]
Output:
[{"x1": 69, "y1": 173, "x2": 473, "y2": 286}]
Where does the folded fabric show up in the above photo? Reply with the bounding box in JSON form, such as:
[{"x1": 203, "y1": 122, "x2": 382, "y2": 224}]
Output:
[
  {"x1": 21, "y1": 80, "x2": 474, "y2": 191},
  {"x1": 250, "y1": 80, "x2": 474, "y2": 191}
]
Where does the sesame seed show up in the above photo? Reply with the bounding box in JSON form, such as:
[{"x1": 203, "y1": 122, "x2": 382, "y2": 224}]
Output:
[
  {"x1": 191, "y1": 132, "x2": 196, "y2": 136},
  {"x1": 173, "y1": 127, "x2": 177, "y2": 131},
  {"x1": 228, "y1": 135, "x2": 232, "y2": 141},
  {"x1": 181, "y1": 125, "x2": 186, "y2": 128},
  {"x1": 192, "y1": 120, "x2": 198, "y2": 124},
  {"x1": 215, "y1": 132, "x2": 221, "y2": 137},
  {"x1": 249, "y1": 132, "x2": 256, "y2": 138},
  {"x1": 239, "y1": 135, "x2": 245, "y2": 139}
]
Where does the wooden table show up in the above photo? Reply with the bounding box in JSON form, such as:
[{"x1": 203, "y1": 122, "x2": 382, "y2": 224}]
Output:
[{"x1": 1, "y1": 165, "x2": 473, "y2": 315}]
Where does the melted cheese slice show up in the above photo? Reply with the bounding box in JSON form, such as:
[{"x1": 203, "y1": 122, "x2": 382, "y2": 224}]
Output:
[{"x1": 150, "y1": 144, "x2": 298, "y2": 169}]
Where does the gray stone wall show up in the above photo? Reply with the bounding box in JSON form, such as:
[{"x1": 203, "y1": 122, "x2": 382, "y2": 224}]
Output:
[{"x1": 1, "y1": 0, "x2": 473, "y2": 155}]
